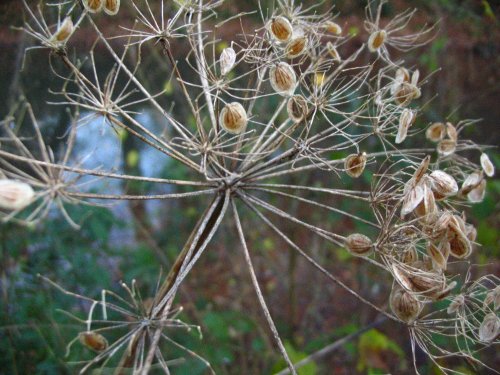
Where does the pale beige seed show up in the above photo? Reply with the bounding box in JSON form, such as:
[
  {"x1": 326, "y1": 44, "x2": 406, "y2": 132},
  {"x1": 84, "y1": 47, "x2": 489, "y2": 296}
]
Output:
[
  {"x1": 286, "y1": 36, "x2": 307, "y2": 58},
  {"x1": 448, "y1": 225, "x2": 472, "y2": 259},
  {"x1": 0, "y1": 179, "x2": 35, "y2": 210},
  {"x1": 460, "y1": 171, "x2": 482, "y2": 195},
  {"x1": 220, "y1": 47, "x2": 236, "y2": 75},
  {"x1": 414, "y1": 182, "x2": 437, "y2": 224},
  {"x1": 269, "y1": 16, "x2": 293, "y2": 42},
  {"x1": 367, "y1": 30, "x2": 387, "y2": 52},
  {"x1": 401, "y1": 183, "x2": 424, "y2": 217},
  {"x1": 344, "y1": 152, "x2": 367, "y2": 178},
  {"x1": 484, "y1": 286, "x2": 500, "y2": 311},
  {"x1": 219, "y1": 102, "x2": 247, "y2": 134},
  {"x1": 394, "y1": 83, "x2": 419, "y2": 106},
  {"x1": 447, "y1": 295, "x2": 465, "y2": 314},
  {"x1": 83, "y1": 0, "x2": 104, "y2": 13},
  {"x1": 401, "y1": 246, "x2": 418, "y2": 264},
  {"x1": 323, "y1": 21, "x2": 342, "y2": 35},
  {"x1": 79, "y1": 331, "x2": 108, "y2": 352},
  {"x1": 467, "y1": 179, "x2": 486, "y2": 203},
  {"x1": 428, "y1": 170, "x2": 458, "y2": 200},
  {"x1": 326, "y1": 42, "x2": 341, "y2": 62},
  {"x1": 396, "y1": 108, "x2": 415, "y2": 144},
  {"x1": 344, "y1": 233, "x2": 372, "y2": 256},
  {"x1": 426, "y1": 122, "x2": 446, "y2": 142},
  {"x1": 414, "y1": 156, "x2": 430, "y2": 184},
  {"x1": 269, "y1": 62, "x2": 296, "y2": 96},
  {"x1": 426, "y1": 240, "x2": 449, "y2": 271},
  {"x1": 286, "y1": 95, "x2": 308, "y2": 122},
  {"x1": 52, "y1": 17, "x2": 73, "y2": 43},
  {"x1": 104, "y1": 0, "x2": 120, "y2": 15},
  {"x1": 446, "y1": 122, "x2": 458, "y2": 142},
  {"x1": 437, "y1": 139, "x2": 456, "y2": 157},
  {"x1": 478, "y1": 313, "x2": 500, "y2": 342},
  {"x1": 480, "y1": 153, "x2": 495, "y2": 177},
  {"x1": 390, "y1": 286, "x2": 422, "y2": 323}
]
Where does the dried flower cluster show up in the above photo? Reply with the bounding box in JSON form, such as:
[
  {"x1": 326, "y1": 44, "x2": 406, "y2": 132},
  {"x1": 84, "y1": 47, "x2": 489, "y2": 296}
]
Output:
[{"x1": 1, "y1": 0, "x2": 497, "y2": 373}]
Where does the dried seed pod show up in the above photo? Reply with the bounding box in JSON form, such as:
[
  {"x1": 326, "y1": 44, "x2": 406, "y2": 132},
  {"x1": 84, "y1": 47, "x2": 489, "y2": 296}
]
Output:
[
  {"x1": 402, "y1": 246, "x2": 418, "y2": 264},
  {"x1": 433, "y1": 280, "x2": 457, "y2": 300},
  {"x1": 426, "y1": 240, "x2": 449, "y2": 271},
  {"x1": 52, "y1": 17, "x2": 74, "y2": 43},
  {"x1": 367, "y1": 30, "x2": 386, "y2": 52},
  {"x1": 395, "y1": 108, "x2": 415, "y2": 144},
  {"x1": 79, "y1": 331, "x2": 108, "y2": 352},
  {"x1": 269, "y1": 62, "x2": 296, "y2": 96},
  {"x1": 445, "y1": 122, "x2": 457, "y2": 142},
  {"x1": 390, "y1": 286, "x2": 422, "y2": 323},
  {"x1": 269, "y1": 16, "x2": 293, "y2": 42},
  {"x1": 286, "y1": 95, "x2": 308, "y2": 122},
  {"x1": 414, "y1": 156, "x2": 430, "y2": 184},
  {"x1": 323, "y1": 21, "x2": 342, "y2": 35},
  {"x1": 428, "y1": 170, "x2": 458, "y2": 200},
  {"x1": 83, "y1": 0, "x2": 104, "y2": 13},
  {"x1": 464, "y1": 223, "x2": 477, "y2": 242},
  {"x1": 478, "y1": 313, "x2": 500, "y2": 343},
  {"x1": 467, "y1": 179, "x2": 486, "y2": 203},
  {"x1": 344, "y1": 233, "x2": 372, "y2": 256},
  {"x1": 414, "y1": 181, "x2": 437, "y2": 223},
  {"x1": 447, "y1": 222, "x2": 472, "y2": 259},
  {"x1": 0, "y1": 180, "x2": 35, "y2": 210},
  {"x1": 426, "y1": 122, "x2": 446, "y2": 142},
  {"x1": 401, "y1": 184, "x2": 424, "y2": 217},
  {"x1": 484, "y1": 286, "x2": 500, "y2": 311},
  {"x1": 392, "y1": 263, "x2": 446, "y2": 298},
  {"x1": 104, "y1": 0, "x2": 120, "y2": 15},
  {"x1": 437, "y1": 139, "x2": 456, "y2": 157},
  {"x1": 326, "y1": 42, "x2": 341, "y2": 62},
  {"x1": 460, "y1": 172, "x2": 482, "y2": 195},
  {"x1": 219, "y1": 102, "x2": 248, "y2": 134},
  {"x1": 220, "y1": 47, "x2": 236, "y2": 75},
  {"x1": 447, "y1": 295, "x2": 465, "y2": 314},
  {"x1": 344, "y1": 152, "x2": 367, "y2": 178},
  {"x1": 480, "y1": 153, "x2": 495, "y2": 177},
  {"x1": 432, "y1": 211, "x2": 452, "y2": 240},
  {"x1": 394, "y1": 83, "x2": 420, "y2": 106},
  {"x1": 286, "y1": 36, "x2": 307, "y2": 58}
]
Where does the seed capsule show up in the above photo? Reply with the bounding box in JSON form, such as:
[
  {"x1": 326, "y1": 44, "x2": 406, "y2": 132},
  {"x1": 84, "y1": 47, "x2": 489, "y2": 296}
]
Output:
[
  {"x1": 480, "y1": 153, "x2": 495, "y2": 177},
  {"x1": 467, "y1": 179, "x2": 486, "y2": 203},
  {"x1": 79, "y1": 331, "x2": 108, "y2": 352},
  {"x1": 286, "y1": 36, "x2": 307, "y2": 58},
  {"x1": 446, "y1": 122, "x2": 458, "y2": 142},
  {"x1": 104, "y1": 0, "x2": 120, "y2": 15},
  {"x1": 414, "y1": 181, "x2": 437, "y2": 224},
  {"x1": 83, "y1": 0, "x2": 104, "y2": 13},
  {"x1": 437, "y1": 139, "x2": 456, "y2": 157},
  {"x1": 220, "y1": 47, "x2": 236, "y2": 75},
  {"x1": 269, "y1": 16, "x2": 293, "y2": 42},
  {"x1": 395, "y1": 108, "x2": 415, "y2": 144},
  {"x1": 52, "y1": 17, "x2": 73, "y2": 43},
  {"x1": 392, "y1": 262, "x2": 446, "y2": 298},
  {"x1": 447, "y1": 221, "x2": 472, "y2": 259},
  {"x1": 323, "y1": 21, "x2": 342, "y2": 35},
  {"x1": 367, "y1": 30, "x2": 387, "y2": 52},
  {"x1": 344, "y1": 152, "x2": 367, "y2": 178},
  {"x1": 0, "y1": 180, "x2": 35, "y2": 211},
  {"x1": 326, "y1": 42, "x2": 341, "y2": 62},
  {"x1": 478, "y1": 313, "x2": 500, "y2": 343},
  {"x1": 344, "y1": 233, "x2": 372, "y2": 256},
  {"x1": 426, "y1": 122, "x2": 446, "y2": 142},
  {"x1": 286, "y1": 95, "x2": 308, "y2": 122},
  {"x1": 269, "y1": 62, "x2": 296, "y2": 96},
  {"x1": 390, "y1": 286, "x2": 422, "y2": 323},
  {"x1": 484, "y1": 286, "x2": 500, "y2": 311},
  {"x1": 460, "y1": 172, "x2": 482, "y2": 195},
  {"x1": 426, "y1": 240, "x2": 449, "y2": 271},
  {"x1": 219, "y1": 102, "x2": 248, "y2": 134},
  {"x1": 428, "y1": 170, "x2": 458, "y2": 200}
]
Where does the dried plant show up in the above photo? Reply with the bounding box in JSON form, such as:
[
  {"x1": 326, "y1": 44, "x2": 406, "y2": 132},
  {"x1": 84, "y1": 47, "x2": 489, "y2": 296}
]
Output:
[{"x1": 2, "y1": 0, "x2": 498, "y2": 373}]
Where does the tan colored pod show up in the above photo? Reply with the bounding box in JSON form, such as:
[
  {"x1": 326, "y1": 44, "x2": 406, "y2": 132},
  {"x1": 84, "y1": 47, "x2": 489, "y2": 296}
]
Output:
[
  {"x1": 286, "y1": 36, "x2": 307, "y2": 58},
  {"x1": 219, "y1": 102, "x2": 248, "y2": 134},
  {"x1": 390, "y1": 286, "x2": 422, "y2": 323},
  {"x1": 428, "y1": 170, "x2": 458, "y2": 200},
  {"x1": 286, "y1": 95, "x2": 308, "y2": 122},
  {"x1": 104, "y1": 0, "x2": 120, "y2": 15},
  {"x1": 83, "y1": 0, "x2": 104, "y2": 13},
  {"x1": 426, "y1": 122, "x2": 446, "y2": 142},
  {"x1": 480, "y1": 153, "x2": 495, "y2": 177},
  {"x1": 344, "y1": 233, "x2": 372, "y2": 256},
  {"x1": 344, "y1": 152, "x2": 367, "y2": 178},
  {"x1": 368, "y1": 30, "x2": 386, "y2": 52},
  {"x1": 0, "y1": 180, "x2": 35, "y2": 211},
  {"x1": 323, "y1": 21, "x2": 342, "y2": 35},
  {"x1": 269, "y1": 16, "x2": 293, "y2": 42},
  {"x1": 52, "y1": 17, "x2": 74, "y2": 43},
  {"x1": 478, "y1": 313, "x2": 500, "y2": 343},
  {"x1": 269, "y1": 62, "x2": 296, "y2": 96},
  {"x1": 79, "y1": 331, "x2": 108, "y2": 352}
]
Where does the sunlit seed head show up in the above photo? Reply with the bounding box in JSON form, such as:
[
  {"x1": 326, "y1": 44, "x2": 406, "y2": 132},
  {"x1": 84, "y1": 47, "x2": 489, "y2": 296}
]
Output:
[
  {"x1": 0, "y1": 179, "x2": 35, "y2": 211},
  {"x1": 390, "y1": 286, "x2": 422, "y2": 323},
  {"x1": 326, "y1": 42, "x2": 341, "y2": 62},
  {"x1": 428, "y1": 170, "x2": 458, "y2": 200},
  {"x1": 83, "y1": 0, "x2": 104, "y2": 13},
  {"x1": 479, "y1": 313, "x2": 500, "y2": 343},
  {"x1": 269, "y1": 16, "x2": 293, "y2": 42},
  {"x1": 219, "y1": 102, "x2": 247, "y2": 134},
  {"x1": 286, "y1": 36, "x2": 307, "y2": 58},
  {"x1": 269, "y1": 62, "x2": 296, "y2": 96},
  {"x1": 286, "y1": 95, "x2": 308, "y2": 122},
  {"x1": 345, "y1": 152, "x2": 367, "y2": 178},
  {"x1": 344, "y1": 233, "x2": 372, "y2": 256},
  {"x1": 220, "y1": 47, "x2": 236, "y2": 75},
  {"x1": 78, "y1": 331, "x2": 108, "y2": 352},
  {"x1": 52, "y1": 17, "x2": 74, "y2": 43},
  {"x1": 436, "y1": 139, "x2": 456, "y2": 157},
  {"x1": 480, "y1": 153, "x2": 495, "y2": 177},
  {"x1": 104, "y1": 0, "x2": 120, "y2": 15},
  {"x1": 426, "y1": 122, "x2": 446, "y2": 142},
  {"x1": 323, "y1": 21, "x2": 342, "y2": 35},
  {"x1": 367, "y1": 30, "x2": 387, "y2": 52}
]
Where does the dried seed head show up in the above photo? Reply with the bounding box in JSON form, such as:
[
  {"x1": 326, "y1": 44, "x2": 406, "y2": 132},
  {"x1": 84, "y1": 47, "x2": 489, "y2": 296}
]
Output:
[
  {"x1": 323, "y1": 21, "x2": 342, "y2": 35},
  {"x1": 269, "y1": 16, "x2": 293, "y2": 42},
  {"x1": 52, "y1": 17, "x2": 74, "y2": 43},
  {"x1": 484, "y1": 286, "x2": 500, "y2": 311},
  {"x1": 286, "y1": 36, "x2": 307, "y2": 58},
  {"x1": 395, "y1": 108, "x2": 415, "y2": 144},
  {"x1": 428, "y1": 170, "x2": 458, "y2": 200},
  {"x1": 426, "y1": 122, "x2": 446, "y2": 142},
  {"x1": 104, "y1": 0, "x2": 120, "y2": 15},
  {"x1": 286, "y1": 95, "x2": 308, "y2": 122},
  {"x1": 326, "y1": 42, "x2": 341, "y2": 62},
  {"x1": 220, "y1": 47, "x2": 236, "y2": 75},
  {"x1": 447, "y1": 294, "x2": 465, "y2": 314},
  {"x1": 367, "y1": 30, "x2": 387, "y2": 52},
  {"x1": 437, "y1": 139, "x2": 456, "y2": 157},
  {"x1": 219, "y1": 102, "x2": 247, "y2": 134},
  {"x1": 344, "y1": 152, "x2": 367, "y2": 178},
  {"x1": 390, "y1": 286, "x2": 422, "y2": 323},
  {"x1": 79, "y1": 331, "x2": 108, "y2": 352},
  {"x1": 480, "y1": 153, "x2": 495, "y2": 177},
  {"x1": 432, "y1": 211, "x2": 452, "y2": 240},
  {"x1": 0, "y1": 180, "x2": 35, "y2": 211},
  {"x1": 467, "y1": 179, "x2": 486, "y2": 203},
  {"x1": 269, "y1": 62, "x2": 296, "y2": 96},
  {"x1": 392, "y1": 263, "x2": 446, "y2": 298},
  {"x1": 478, "y1": 313, "x2": 500, "y2": 343},
  {"x1": 345, "y1": 233, "x2": 372, "y2": 256},
  {"x1": 83, "y1": 0, "x2": 104, "y2": 13}
]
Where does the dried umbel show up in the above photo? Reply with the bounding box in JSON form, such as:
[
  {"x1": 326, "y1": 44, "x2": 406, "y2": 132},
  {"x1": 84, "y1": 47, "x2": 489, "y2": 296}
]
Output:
[
  {"x1": 426, "y1": 122, "x2": 446, "y2": 142},
  {"x1": 79, "y1": 331, "x2": 108, "y2": 352},
  {"x1": 344, "y1": 152, "x2": 367, "y2": 178},
  {"x1": 428, "y1": 170, "x2": 458, "y2": 200},
  {"x1": 104, "y1": 0, "x2": 120, "y2": 15},
  {"x1": 0, "y1": 180, "x2": 35, "y2": 211},
  {"x1": 286, "y1": 95, "x2": 308, "y2": 122},
  {"x1": 269, "y1": 62, "x2": 296, "y2": 96},
  {"x1": 220, "y1": 47, "x2": 236, "y2": 75},
  {"x1": 390, "y1": 286, "x2": 422, "y2": 323},
  {"x1": 219, "y1": 102, "x2": 248, "y2": 134},
  {"x1": 478, "y1": 313, "x2": 500, "y2": 343},
  {"x1": 83, "y1": 0, "x2": 104, "y2": 13},
  {"x1": 480, "y1": 153, "x2": 495, "y2": 177},
  {"x1": 269, "y1": 16, "x2": 293, "y2": 42},
  {"x1": 395, "y1": 108, "x2": 415, "y2": 144},
  {"x1": 368, "y1": 30, "x2": 387, "y2": 52},
  {"x1": 51, "y1": 17, "x2": 73, "y2": 44},
  {"x1": 344, "y1": 233, "x2": 373, "y2": 256},
  {"x1": 323, "y1": 21, "x2": 342, "y2": 35},
  {"x1": 286, "y1": 36, "x2": 307, "y2": 58}
]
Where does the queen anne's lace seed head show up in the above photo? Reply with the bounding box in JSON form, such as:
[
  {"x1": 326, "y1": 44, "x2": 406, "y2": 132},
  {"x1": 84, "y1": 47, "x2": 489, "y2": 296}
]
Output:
[
  {"x1": 480, "y1": 153, "x2": 495, "y2": 177},
  {"x1": 478, "y1": 313, "x2": 500, "y2": 343},
  {"x1": 286, "y1": 95, "x2": 308, "y2": 123},
  {"x1": 219, "y1": 102, "x2": 247, "y2": 134},
  {"x1": 83, "y1": 0, "x2": 104, "y2": 13},
  {"x1": 368, "y1": 30, "x2": 387, "y2": 52},
  {"x1": 344, "y1": 233, "x2": 372, "y2": 256},
  {"x1": 269, "y1": 16, "x2": 293, "y2": 42},
  {"x1": 51, "y1": 17, "x2": 73, "y2": 44},
  {"x1": 79, "y1": 331, "x2": 108, "y2": 352},
  {"x1": 390, "y1": 286, "x2": 423, "y2": 323},
  {"x1": 220, "y1": 47, "x2": 236, "y2": 76},
  {"x1": 269, "y1": 62, "x2": 296, "y2": 96},
  {"x1": 0, "y1": 180, "x2": 35, "y2": 211},
  {"x1": 104, "y1": 0, "x2": 120, "y2": 15}
]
